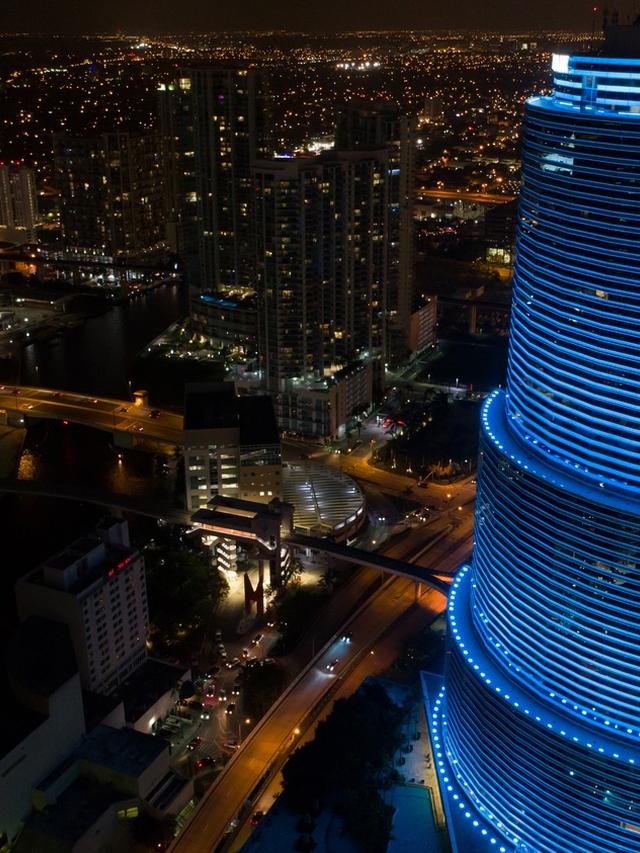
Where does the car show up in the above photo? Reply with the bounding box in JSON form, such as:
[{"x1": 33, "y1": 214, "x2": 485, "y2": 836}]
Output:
[
  {"x1": 250, "y1": 811, "x2": 264, "y2": 826},
  {"x1": 200, "y1": 710, "x2": 211, "y2": 720},
  {"x1": 326, "y1": 658, "x2": 339, "y2": 672},
  {"x1": 195, "y1": 755, "x2": 216, "y2": 770},
  {"x1": 53, "y1": 391, "x2": 63, "y2": 398},
  {"x1": 187, "y1": 737, "x2": 202, "y2": 751},
  {"x1": 219, "y1": 689, "x2": 228, "y2": 702},
  {"x1": 225, "y1": 703, "x2": 236, "y2": 715},
  {"x1": 118, "y1": 406, "x2": 128, "y2": 413},
  {"x1": 220, "y1": 649, "x2": 227, "y2": 659},
  {"x1": 241, "y1": 648, "x2": 249, "y2": 659},
  {"x1": 223, "y1": 740, "x2": 239, "y2": 750},
  {"x1": 231, "y1": 685, "x2": 240, "y2": 696},
  {"x1": 215, "y1": 629, "x2": 223, "y2": 641},
  {"x1": 149, "y1": 409, "x2": 161, "y2": 419},
  {"x1": 252, "y1": 633, "x2": 263, "y2": 646},
  {"x1": 341, "y1": 632, "x2": 353, "y2": 643},
  {"x1": 188, "y1": 700, "x2": 203, "y2": 710},
  {"x1": 263, "y1": 657, "x2": 276, "y2": 665}
]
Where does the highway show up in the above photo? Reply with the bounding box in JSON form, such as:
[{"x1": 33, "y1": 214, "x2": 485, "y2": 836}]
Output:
[
  {"x1": 417, "y1": 187, "x2": 516, "y2": 204},
  {"x1": 170, "y1": 520, "x2": 472, "y2": 853},
  {"x1": 231, "y1": 587, "x2": 446, "y2": 853},
  {"x1": 0, "y1": 384, "x2": 184, "y2": 445}
]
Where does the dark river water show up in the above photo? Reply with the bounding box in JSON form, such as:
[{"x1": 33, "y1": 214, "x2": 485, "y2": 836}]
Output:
[
  {"x1": 0, "y1": 283, "x2": 187, "y2": 637},
  {"x1": 3, "y1": 283, "x2": 187, "y2": 397}
]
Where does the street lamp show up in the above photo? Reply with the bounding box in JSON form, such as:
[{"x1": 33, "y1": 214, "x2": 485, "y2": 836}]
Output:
[{"x1": 238, "y1": 717, "x2": 251, "y2": 742}]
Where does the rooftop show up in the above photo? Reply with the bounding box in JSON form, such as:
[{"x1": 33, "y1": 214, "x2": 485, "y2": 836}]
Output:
[
  {"x1": 282, "y1": 463, "x2": 365, "y2": 536},
  {"x1": 116, "y1": 658, "x2": 189, "y2": 724},
  {"x1": 14, "y1": 777, "x2": 125, "y2": 851},
  {"x1": 0, "y1": 618, "x2": 77, "y2": 759},
  {"x1": 79, "y1": 724, "x2": 166, "y2": 777},
  {"x1": 184, "y1": 382, "x2": 280, "y2": 445}
]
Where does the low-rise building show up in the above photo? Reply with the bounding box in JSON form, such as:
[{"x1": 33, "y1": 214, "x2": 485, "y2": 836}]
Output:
[
  {"x1": 409, "y1": 297, "x2": 437, "y2": 354},
  {"x1": 276, "y1": 358, "x2": 382, "y2": 438},
  {"x1": 18, "y1": 725, "x2": 192, "y2": 852},
  {"x1": 190, "y1": 292, "x2": 257, "y2": 353}
]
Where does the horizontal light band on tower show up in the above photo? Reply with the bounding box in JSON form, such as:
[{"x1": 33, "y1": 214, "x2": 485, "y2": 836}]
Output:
[
  {"x1": 438, "y1": 50, "x2": 640, "y2": 853},
  {"x1": 442, "y1": 566, "x2": 640, "y2": 853},
  {"x1": 506, "y1": 98, "x2": 640, "y2": 490},
  {"x1": 552, "y1": 54, "x2": 640, "y2": 112},
  {"x1": 474, "y1": 391, "x2": 640, "y2": 736}
]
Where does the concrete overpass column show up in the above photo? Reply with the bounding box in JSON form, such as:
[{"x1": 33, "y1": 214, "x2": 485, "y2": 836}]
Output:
[
  {"x1": 113, "y1": 431, "x2": 135, "y2": 449},
  {"x1": 468, "y1": 304, "x2": 478, "y2": 334}
]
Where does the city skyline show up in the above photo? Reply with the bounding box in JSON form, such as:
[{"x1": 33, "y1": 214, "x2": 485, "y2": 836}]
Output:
[
  {"x1": 1, "y1": 17, "x2": 639, "y2": 853},
  {"x1": 2, "y1": 1, "x2": 618, "y2": 36}
]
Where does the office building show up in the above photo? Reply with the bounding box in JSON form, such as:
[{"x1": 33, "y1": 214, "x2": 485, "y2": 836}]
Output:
[
  {"x1": 432, "y1": 37, "x2": 640, "y2": 853},
  {"x1": 0, "y1": 163, "x2": 38, "y2": 244},
  {"x1": 53, "y1": 130, "x2": 165, "y2": 258},
  {"x1": 16, "y1": 518, "x2": 149, "y2": 695},
  {"x1": 183, "y1": 382, "x2": 281, "y2": 512},
  {"x1": 160, "y1": 68, "x2": 270, "y2": 300}
]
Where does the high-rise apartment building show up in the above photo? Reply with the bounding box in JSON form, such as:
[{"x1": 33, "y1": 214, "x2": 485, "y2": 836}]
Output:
[
  {"x1": 160, "y1": 68, "x2": 270, "y2": 300},
  {"x1": 0, "y1": 163, "x2": 38, "y2": 244},
  {"x1": 53, "y1": 130, "x2": 165, "y2": 258},
  {"x1": 336, "y1": 103, "x2": 416, "y2": 359},
  {"x1": 433, "y1": 36, "x2": 640, "y2": 853},
  {"x1": 16, "y1": 518, "x2": 149, "y2": 695},
  {"x1": 254, "y1": 149, "x2": 401, "y2": 383}
]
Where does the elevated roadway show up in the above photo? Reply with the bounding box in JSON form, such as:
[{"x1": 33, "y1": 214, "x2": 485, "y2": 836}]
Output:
[
  {"x1": 417, "y1": 187, "x2": 517, "y2": 204},
  {"x1": 0, "y1": 478, "x2": 455, "y2": 589},
  {"x1": 169, "y1": 526, "x2": 471, "y2": 853},
  {"x1": 0, "y1": 385, "x2": 184, "y2": 447}
]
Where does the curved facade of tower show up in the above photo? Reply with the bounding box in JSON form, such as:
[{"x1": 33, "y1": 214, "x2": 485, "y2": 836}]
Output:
[{"x1": 434, "y1": 52, "x2": 640, "y2": 853}]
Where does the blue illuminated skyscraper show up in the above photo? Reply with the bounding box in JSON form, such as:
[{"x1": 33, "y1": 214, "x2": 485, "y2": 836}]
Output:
[{"x1": 432, "y1": 35, "x2": 640, "y2": 853}]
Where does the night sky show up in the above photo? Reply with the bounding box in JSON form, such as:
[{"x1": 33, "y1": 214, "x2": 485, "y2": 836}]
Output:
[{"x1": 3, "y1": 0, "x2": 609, "y2": 34}]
